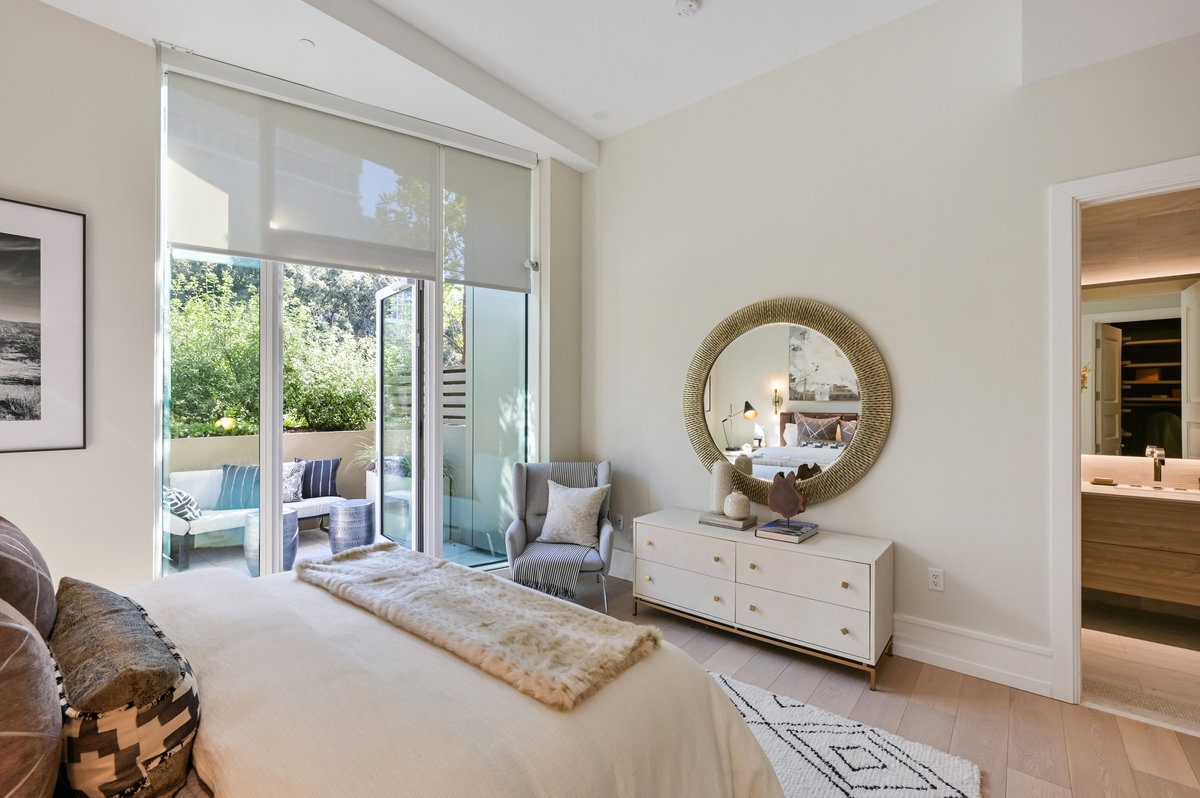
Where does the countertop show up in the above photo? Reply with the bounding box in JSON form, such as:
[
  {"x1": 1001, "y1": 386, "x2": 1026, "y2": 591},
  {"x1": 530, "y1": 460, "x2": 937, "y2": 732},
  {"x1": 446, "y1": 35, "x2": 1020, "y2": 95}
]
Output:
[{"x1": 1081, "y1": 481, "x2": 1200, "y2": 504}]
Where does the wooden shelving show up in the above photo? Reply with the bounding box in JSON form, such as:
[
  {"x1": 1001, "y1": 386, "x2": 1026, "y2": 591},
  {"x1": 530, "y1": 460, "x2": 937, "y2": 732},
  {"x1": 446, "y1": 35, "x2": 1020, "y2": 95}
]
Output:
[{"x1": 1116, "y1": 319, "x2": 1183, "y2": 456}]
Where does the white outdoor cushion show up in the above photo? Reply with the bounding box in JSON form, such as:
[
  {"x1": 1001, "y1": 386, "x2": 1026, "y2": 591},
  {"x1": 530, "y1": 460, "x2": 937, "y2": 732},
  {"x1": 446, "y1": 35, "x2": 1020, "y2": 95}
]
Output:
[
  {"x1": 536, "y1": 481, "x2": 609, "y2": 548},
  {"x1": 169, "y1": 470, "x2": 224, "y2": 511}
]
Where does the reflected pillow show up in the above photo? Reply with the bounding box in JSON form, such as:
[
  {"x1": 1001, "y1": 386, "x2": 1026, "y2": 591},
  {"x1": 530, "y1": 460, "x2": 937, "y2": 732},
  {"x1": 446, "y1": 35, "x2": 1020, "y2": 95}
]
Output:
[
  {"x1": 281, "y1": 461, "x2": 306, "y2": 503},
  {"x1": 839, "y1": 419, "x2": 859, "y2": 444},
  {"x1": 536, "y1": 481, "x2": 610, "y2": 548},
  {"x1": 783, "y1": 423, "x2": 799, "y2": 447},
  {"x1": 797, "y1": 414, "x2": 839, "y2": 442}
]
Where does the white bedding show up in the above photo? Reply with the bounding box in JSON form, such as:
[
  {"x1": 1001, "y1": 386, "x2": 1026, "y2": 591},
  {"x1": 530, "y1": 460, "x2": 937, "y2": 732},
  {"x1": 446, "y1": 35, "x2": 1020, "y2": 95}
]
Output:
[
  {"x1": 749, "y1": 444, "x2": 846, "y2": 481},
  {"x1": 127, "y1": 568, "x2": 783, "y2": 798}
]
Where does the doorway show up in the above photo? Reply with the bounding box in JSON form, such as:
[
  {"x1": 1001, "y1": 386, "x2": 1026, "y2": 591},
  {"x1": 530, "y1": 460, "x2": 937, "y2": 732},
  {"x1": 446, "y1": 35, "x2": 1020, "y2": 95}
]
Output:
[{"x1": 1051, "y1": 161, "x2": 1200, "y2": 730}]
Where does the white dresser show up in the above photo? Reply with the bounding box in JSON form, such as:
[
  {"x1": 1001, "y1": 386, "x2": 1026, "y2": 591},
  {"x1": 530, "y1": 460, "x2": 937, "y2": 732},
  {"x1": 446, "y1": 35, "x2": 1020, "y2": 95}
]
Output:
[{"x1": 632, "y1": 508, "x2": 894, "y2": 689}]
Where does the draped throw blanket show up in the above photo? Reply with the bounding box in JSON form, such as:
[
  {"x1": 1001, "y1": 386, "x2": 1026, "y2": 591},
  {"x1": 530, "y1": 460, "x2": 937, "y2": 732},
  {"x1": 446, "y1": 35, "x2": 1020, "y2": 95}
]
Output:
[
  {"x1": 511, "y1": 541, "x2": 591, "y2": 599},
  {"x1": 296, "y1": 542, "x2": 660, "y2": 711}
]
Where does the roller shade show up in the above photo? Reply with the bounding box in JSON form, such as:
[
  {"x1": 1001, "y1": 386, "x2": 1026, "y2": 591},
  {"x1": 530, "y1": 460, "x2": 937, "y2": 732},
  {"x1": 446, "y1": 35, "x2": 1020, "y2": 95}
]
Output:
[
  {"x1": 444, "y1": 148, "x2": 533, "y2": 292},
  {"x1": 166, "y1": 72, "x2": 438, "y2": 277}
]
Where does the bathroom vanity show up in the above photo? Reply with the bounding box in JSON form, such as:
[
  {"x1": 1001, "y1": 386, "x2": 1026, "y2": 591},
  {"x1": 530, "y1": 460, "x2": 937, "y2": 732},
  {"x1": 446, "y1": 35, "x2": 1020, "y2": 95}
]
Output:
[{"x1": 1081, "y1": 483, "x2": 1200, "y2": 607}]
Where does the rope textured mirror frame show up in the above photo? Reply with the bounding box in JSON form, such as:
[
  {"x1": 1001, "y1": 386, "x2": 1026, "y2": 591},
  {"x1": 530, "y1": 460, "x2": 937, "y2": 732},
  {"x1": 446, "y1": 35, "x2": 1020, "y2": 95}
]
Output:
[{"x1": 683, "y1": 298, "x2": 892, "y2": 506}]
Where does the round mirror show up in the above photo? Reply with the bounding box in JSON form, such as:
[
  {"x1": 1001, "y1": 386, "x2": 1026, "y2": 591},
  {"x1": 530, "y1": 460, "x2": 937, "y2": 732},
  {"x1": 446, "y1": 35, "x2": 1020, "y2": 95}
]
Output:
[{"x1": 684, "y1": 298, "x2": 892, "y2": 505}]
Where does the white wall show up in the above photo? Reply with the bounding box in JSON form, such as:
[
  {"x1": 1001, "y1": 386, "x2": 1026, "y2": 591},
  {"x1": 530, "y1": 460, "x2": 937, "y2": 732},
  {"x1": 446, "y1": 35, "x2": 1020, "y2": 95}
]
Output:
[
  {"x1": 0, "y1": 0, "x2": 157, "y2": 591},
  {"x1": 582, "y1": 0, "x2": 1200, "y2": 694}
]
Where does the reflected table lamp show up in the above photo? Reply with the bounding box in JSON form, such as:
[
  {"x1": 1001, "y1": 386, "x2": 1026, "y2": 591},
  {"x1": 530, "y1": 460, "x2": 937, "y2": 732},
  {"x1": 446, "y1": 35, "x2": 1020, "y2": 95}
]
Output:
[{"x1": 721, "y1": 401, "x2": 758, "y2": 451}]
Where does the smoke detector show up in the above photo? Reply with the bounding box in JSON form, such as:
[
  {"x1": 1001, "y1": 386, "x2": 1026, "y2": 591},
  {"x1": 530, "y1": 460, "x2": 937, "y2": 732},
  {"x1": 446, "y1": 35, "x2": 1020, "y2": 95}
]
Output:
[{"x1": 674, "y1": 0, "x2": 699, "y2": 17}]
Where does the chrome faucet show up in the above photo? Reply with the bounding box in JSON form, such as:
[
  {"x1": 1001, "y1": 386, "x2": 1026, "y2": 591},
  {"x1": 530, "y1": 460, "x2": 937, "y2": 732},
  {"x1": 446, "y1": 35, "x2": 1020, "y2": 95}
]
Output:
[{"x1": 1146, "y1": 445, "x2": 1166, "y2": 482}]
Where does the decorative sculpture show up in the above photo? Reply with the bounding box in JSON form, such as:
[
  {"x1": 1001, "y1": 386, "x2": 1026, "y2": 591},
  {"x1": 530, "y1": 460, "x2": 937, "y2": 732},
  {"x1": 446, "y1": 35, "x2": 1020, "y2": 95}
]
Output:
[{"x1": 767, "y1": 471, "x2": 806, "y2": 521}]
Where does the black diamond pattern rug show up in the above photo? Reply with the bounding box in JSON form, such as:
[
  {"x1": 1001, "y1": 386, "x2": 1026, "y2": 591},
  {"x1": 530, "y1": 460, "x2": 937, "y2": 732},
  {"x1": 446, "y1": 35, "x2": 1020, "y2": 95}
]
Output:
[{"x1": 714, "y1": 674, "x2": 981, "y2": 798}]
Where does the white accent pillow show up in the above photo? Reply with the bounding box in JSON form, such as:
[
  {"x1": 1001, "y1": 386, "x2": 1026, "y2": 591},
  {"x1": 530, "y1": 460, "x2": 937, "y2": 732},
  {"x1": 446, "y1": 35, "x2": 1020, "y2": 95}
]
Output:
[
  {"x1": 281, "y1": 461, "x2": 306, "y2": 503},
  {"x1": 783, "y1": 423, "x2": 799, "y2": 447},
  {"x1": 536, "y1": 481, "x2": 610, "y2": 547}
]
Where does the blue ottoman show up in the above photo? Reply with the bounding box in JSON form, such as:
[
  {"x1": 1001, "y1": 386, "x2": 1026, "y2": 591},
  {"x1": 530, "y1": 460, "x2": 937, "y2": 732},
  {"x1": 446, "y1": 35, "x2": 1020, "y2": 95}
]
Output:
[
  {"x1": 329, "y1": 499, "x2": 376, "y2": 554},
  {"x1": 243, "y1": 508, "x2": 299, "y2": 577}
]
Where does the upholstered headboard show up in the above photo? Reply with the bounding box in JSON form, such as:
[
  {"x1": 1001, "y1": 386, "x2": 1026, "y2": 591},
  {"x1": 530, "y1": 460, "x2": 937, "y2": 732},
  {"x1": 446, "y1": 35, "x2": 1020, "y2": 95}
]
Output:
[{"x1": 779, "y1": 411, "x2": 860, "y2": 444}]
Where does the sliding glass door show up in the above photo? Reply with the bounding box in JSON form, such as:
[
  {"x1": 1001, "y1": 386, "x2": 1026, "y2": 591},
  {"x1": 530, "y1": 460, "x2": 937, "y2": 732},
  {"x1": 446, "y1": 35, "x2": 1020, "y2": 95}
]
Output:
[{"x1": 376, "y1": 281, "x2": 421, "y2": 550}]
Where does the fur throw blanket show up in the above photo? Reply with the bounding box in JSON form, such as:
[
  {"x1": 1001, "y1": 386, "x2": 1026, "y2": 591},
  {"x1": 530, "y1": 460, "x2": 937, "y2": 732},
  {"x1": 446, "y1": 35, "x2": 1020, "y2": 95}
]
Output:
[{"x1": 296, "y1": 542, "x2": 660, "y2": 711}]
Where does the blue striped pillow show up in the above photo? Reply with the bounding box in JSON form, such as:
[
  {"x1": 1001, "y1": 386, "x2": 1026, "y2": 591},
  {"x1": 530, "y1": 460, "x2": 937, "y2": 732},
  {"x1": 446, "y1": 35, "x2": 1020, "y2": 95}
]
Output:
[
  {"x1": 216, "y1": 464, "x2": 260, "y2": 510},
  {"x1": 294, "y1": 457, "x2": 341, "y2": 499}
]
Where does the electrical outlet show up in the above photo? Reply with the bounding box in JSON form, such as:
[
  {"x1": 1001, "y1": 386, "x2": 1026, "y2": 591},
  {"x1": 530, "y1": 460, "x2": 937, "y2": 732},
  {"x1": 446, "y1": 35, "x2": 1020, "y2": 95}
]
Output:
[
  {"x1": 928, "y1": 567, "x2": 944, "y2": 592},
  {"x1": 614, "y1": 514, "x2": 624, "y2": 531}
]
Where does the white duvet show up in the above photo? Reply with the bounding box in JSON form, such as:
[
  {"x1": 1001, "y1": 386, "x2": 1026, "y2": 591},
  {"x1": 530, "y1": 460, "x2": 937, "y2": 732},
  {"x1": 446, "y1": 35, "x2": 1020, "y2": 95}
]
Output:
[{"x1": 128, "y1": 568, "x2": 783, "y2": 798}]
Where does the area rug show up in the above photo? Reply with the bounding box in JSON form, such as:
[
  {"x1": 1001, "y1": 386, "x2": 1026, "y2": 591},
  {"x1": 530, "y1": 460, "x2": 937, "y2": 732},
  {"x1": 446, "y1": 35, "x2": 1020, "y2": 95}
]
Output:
[{"x1": 713, "y1": 674, "x2": 981, "y2": 798}]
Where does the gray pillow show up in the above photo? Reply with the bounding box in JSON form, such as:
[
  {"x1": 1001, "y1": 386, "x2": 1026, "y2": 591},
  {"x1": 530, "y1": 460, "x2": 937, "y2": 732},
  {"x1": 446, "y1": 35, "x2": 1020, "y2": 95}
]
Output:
[
  {"x1": 536, "y1": 481, "x2": 610, "y2": 548},
  {"x1": 0, "y1": 514, "x2": 56, "y2": 638},
  {"x1": 0, "y1": 597, "x2": 61, "y2": 798},
  {"x1": 50, "y1": 577, "x2": 200, "y2": 798},
  {"x1": 281, "y1": 461, "x2": 306, "y2": 503}
]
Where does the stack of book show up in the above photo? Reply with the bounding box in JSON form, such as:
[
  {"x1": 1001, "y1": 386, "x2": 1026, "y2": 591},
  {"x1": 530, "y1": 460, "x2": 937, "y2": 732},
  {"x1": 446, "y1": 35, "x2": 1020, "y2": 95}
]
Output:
[
  {"x1": 755, "y1": 518, "x2": 819, "y2": 544},
  {"x1": 697, "y1": 512, "x2": 758, "y2": 531}
]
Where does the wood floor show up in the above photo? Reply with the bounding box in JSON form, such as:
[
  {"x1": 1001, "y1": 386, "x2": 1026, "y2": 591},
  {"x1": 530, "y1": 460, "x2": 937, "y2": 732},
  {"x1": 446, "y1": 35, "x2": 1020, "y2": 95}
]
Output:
[
  {"x1": 574, "y1": 575, "x2": 1200, "y2": 798},
  {"x1": 1082, "y1": 627, "x2": 1200, "y2": 736}
]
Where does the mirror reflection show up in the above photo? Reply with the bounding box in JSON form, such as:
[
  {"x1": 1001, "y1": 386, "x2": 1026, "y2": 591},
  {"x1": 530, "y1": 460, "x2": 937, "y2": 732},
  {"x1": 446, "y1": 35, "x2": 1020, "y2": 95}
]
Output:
[{"x1": 705, "y1": 323, "x2": 861, "y2": 482}]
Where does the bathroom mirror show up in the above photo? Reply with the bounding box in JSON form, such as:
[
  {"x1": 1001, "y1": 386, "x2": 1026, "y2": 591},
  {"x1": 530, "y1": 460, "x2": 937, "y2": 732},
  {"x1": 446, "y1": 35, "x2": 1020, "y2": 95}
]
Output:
[{"x1": 684, "y1": 298, "x2": 892, "y2": 505}]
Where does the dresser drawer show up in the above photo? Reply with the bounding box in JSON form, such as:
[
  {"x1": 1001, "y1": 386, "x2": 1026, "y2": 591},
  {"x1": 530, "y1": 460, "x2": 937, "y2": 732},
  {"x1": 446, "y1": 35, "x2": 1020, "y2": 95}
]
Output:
[
  {"x1": 636, "y1": 522, "x2": 736, "y2": 581},
  {"x1": 635, "y1": 559, "x2": 735, "y2": 624},
  {"x1": 735, "y1": 584, "x2": 871, "y2": 661},
  {"x1": 736, "y1": 542, "x2": 869, "y2": 611}
]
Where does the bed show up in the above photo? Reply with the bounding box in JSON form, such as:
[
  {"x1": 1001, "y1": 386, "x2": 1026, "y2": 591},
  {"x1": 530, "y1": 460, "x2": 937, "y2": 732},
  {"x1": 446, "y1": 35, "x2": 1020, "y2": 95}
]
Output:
[
  {"x1": 744, "y1": 411, "x2": 857, "y2": 481},
  {"x1": 1, "y1": 512, "x2": 782, "y2": 798}
]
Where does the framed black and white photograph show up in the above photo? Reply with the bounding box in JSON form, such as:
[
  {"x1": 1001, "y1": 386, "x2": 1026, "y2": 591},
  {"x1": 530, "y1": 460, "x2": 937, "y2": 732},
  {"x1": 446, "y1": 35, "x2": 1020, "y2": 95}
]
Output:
[{"x1": 0, "y1": 197, "x2": 84, "y2": 452}]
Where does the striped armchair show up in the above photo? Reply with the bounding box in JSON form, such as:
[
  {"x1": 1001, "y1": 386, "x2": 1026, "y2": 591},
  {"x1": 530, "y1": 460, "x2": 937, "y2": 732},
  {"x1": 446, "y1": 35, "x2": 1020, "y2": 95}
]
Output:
[{"x1": 504, "y1": 461, "x2": 614, "y2": 612}]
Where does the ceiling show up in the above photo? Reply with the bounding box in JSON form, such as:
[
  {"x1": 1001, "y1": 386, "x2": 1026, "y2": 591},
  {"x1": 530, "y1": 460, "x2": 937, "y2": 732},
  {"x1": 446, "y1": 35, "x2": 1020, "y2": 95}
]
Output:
[
  {"x1": 37, "y1": 0, "x2": 937, "y2": 170},
  {"x1": 1082, "y1": 188, "x2": 1200, "y2": 287},
  {"x1": 36, "y1": 0, "x2": 1200, "y2": 171}
]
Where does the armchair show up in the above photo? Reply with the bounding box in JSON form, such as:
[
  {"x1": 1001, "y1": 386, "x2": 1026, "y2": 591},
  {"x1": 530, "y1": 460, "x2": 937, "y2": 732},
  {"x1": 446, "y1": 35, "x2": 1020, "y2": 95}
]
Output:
[{"x1": 505, "y1": 461, "x2": 614, "y2": 612}]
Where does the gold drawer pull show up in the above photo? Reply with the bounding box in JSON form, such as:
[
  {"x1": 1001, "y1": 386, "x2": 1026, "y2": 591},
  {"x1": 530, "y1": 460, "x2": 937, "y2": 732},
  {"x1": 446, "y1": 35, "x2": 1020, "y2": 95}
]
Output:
[
  {"x1": 713, "y1": 555, "x2": 721, "y2": 562},
  {"x1": 749, "y1": 604, "x2": 757, "y2": 612},
  {"x1": 645, "y1": 576, "x2": 652, "y2": 582},
  {"x1": 749, "y1": 563, "x2": 758, "y2": 570},
  {"x1": 713, "y1": 595, "x2": 721, "y2": 603},
  {"x1": 840, "y1": 627, "x2": 850, "y2": 636},
  {"x1": 841, "y1": 581, "x2": 849, "y2": 589},
  {"x1": 645, "y1": 540, "x2": 653, "y2": 546}
]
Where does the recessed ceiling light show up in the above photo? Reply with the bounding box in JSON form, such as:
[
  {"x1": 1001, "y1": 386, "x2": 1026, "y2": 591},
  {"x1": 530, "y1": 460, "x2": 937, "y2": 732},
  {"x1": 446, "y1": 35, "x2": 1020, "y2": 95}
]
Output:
[
  {"x1": 593, "y1": 111, "x2": 609, "y2": 121},
  {"x1": 299, "y1": 38, "x2": 316, "y2": 48},
  {"x1": 674, "y1": 0, "x2": 699, "y2": 17}
]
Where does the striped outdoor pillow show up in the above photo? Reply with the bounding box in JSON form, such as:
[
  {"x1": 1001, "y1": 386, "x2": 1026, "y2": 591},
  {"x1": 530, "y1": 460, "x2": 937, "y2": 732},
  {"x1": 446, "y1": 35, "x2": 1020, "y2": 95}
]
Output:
[
  {"x1": 215, "y1": 464, "x2": 260, "y2": 510},
  {"x1": 294, "y1": 457, "x2": 340, "y2": 499}
]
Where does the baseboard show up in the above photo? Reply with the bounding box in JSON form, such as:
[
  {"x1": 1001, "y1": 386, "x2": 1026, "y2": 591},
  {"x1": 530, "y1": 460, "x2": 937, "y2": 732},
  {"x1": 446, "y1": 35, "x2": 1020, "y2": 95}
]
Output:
[
  {"x1": 892, "y1": 614, "x2": 1055, "y2": 697},
  {"x1": 610, "y1": 548, "x2": 634, "y2": 581}
]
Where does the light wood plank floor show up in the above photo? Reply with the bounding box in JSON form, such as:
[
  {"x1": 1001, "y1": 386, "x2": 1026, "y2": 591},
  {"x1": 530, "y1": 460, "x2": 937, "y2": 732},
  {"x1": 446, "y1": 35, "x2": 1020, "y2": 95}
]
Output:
[
  {"x1": 573, "y1": 575, "x2": 1200, "y2": 798},
  {"x1": 1082, "y1": 627, "x2": 1200, "y2": 737}
]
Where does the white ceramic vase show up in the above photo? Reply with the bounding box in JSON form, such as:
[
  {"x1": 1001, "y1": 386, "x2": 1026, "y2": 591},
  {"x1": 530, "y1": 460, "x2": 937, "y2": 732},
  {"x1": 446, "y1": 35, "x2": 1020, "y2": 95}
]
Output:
[
  {"x1": 710, "y1": 459, "x2": 733, "y2": 514},
  {"x1": 724, "y1": 490, "x2": 750, "y2": 520}
]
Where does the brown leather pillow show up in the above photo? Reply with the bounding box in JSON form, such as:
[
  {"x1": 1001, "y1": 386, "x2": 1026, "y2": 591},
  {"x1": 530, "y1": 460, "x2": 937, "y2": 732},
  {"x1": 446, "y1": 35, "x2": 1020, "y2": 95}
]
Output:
[
  {"x1": 797, "y1": 414, "x2": 839, "y2": 442},
  {"x1": 840, "y1": 418, "x2": 859, "y2": 444},
  {"x1": 0, "y1": 597, "x2": 61, "y2": 798},
  {"x1": 0, "y1": 515, "x2": 55, "y2": 638}
]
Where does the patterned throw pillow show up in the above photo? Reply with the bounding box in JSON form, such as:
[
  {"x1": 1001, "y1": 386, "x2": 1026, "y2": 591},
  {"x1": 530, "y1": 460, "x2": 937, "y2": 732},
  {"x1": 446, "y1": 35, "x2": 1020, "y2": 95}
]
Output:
[
  {"x1": 295, "y1": 457, "x2": 341, "y2": 499},
  {"x1": 839, "y1": 418, "x2": 859, "y2": 444},
  {"x1": 281, "y1": 461, "x2": 306, "y2": 503},
  {"x1": 797, "y1": 414, "x2": 839, "y2": 442},
  {"x1": 0, "y1": 598, "x2": 60, "y2": 798},
  {"x1": 49, "y1": 578, "x2": 200, "y2": 798},
  {"x1": 536, "y1": 481, "x2": 610, "y2": 548},
  {"x1": 215, "y1": 464, "x2": 260, "y2": 510},
  {"x1": 0, "y1": 515, "x2": 56, "y2": 639},
  {"x1": 163, "y1": 488, "x2": 201, "y2": 521}
]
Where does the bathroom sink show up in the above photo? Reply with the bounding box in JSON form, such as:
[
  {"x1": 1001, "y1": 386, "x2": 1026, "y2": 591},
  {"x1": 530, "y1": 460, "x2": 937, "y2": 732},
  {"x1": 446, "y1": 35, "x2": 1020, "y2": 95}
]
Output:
[{"x1": 1112, "y1": 484, "x2": 1200, "y2": 495}]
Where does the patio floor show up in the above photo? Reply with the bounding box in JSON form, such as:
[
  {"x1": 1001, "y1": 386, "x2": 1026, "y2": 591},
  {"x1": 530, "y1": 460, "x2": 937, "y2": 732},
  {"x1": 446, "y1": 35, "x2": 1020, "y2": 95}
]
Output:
[{"x1": 164, "y1": 528, "x2": 505, "y2": 576}]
